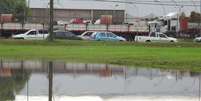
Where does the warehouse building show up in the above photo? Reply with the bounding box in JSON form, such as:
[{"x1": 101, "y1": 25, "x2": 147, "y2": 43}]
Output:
[{"x1": 28, "y1": 0, "x2": 125, "y2": 24}]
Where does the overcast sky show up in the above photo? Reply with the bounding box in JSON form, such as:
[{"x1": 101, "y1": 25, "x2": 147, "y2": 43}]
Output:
[{"x1": 28, "y1": 0, "x2": 201, "y2": 17}]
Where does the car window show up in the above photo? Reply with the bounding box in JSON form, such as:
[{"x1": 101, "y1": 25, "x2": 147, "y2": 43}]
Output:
[
  {"x1": 39, "y1": 30, "x2": 48, "y2": 34},
  {"x1": 28, "y1": 31, "x2": 36, "y2": 35},
  {"x1": 150, "y1": 32, "x2": 156, "y2": 37},
  {"x1": 84, "y1": 32, "x2": 93, "y2": 36},
  {"x1": 159, "y1": 34, "x2": 167, "y2": 38},
  {"x1": 64, "y1": 32, "x2": 75, "y2": 37},
  {"x1": 107, "y1": 32, "x2": 116, "y2": 38},
  {"x1": 99, "y1": 33, "x2": 106, "y2": 37}
]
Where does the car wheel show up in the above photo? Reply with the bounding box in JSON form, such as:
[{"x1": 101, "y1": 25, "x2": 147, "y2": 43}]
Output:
[
  {"x1": 146, "y1": 40, "x2": 151, "y2": 42},
  {"x1": 170, "y1": 40, "x2": 174, "y2": 42},
  {"x1": 14, "y1": 37, "x2": 24, "y2": 40}
]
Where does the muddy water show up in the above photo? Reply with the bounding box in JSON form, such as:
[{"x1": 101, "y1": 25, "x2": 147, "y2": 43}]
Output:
[{"x1": 0, "y1": 60, "x2": 200, "y2": 101}]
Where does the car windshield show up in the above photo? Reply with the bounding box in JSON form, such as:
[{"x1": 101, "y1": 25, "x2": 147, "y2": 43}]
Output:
[
  {"x1": 83, "y1": 32, "x2": 93, "y2": 36},
  {"x1": 28, "y1": 31, "x2": 36, "y2": 35}
]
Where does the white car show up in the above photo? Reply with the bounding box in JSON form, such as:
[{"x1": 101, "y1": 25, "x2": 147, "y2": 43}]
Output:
[
  {"x1": 77, "y1": 31, "x2": 95, "y2": 40},
  {"x1": 194, "y1": 37, "x2": 201, "y2": 42},
  {"x1": 135, "y1": 32, "x2": 178, "y2": 43},
  {"x1": 12, "y1": 29, "x2": 49, "y2": 40}
]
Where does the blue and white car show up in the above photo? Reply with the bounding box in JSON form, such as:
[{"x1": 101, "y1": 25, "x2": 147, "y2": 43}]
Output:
[{"x1": 91, "y1": 32, "x2": 126, "y2": 41}]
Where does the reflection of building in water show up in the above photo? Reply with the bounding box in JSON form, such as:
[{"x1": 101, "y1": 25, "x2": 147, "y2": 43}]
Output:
[
  {"x1": 0, "y1": 68, "x2": 12, "y2": 77},
  {"x1": 0, "y1": 60, "x2": 201, "y2": 101},
  {"x1": 1, "y1": 60, "x2": 125, "y2": 77},
  {"x1": 0, "y1": 60, "x2": 200, "y2": 79}
]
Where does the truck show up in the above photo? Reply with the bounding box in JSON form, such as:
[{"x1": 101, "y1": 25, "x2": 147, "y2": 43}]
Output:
[
  {"x1": 135, "y1": 32, "x2": 178, "y2": 43},
  {"x1": 12, "y1": 29, "x2": 49, "y2": 40}
]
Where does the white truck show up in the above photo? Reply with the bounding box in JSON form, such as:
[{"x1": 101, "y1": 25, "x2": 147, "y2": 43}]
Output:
[
  {"x1": 12, "y1": 29, "x2": 49, "y2": 40},
  {"x1": 135, "y1": 32, "x2": 178, "y2": 43}
]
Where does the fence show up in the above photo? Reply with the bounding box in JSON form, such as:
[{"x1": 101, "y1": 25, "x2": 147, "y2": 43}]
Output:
[
  {"x1": 0, "y1": 23, "x2": 45, "y2": 30},
  {"x1": 65, "y1": 23, "x2": 148, "y2": 32}
]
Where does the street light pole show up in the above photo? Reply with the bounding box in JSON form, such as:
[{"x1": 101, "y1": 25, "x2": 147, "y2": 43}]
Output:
[
  {"x1": 49, "y1": 0, "x2": 54, "y2": 41},
  {"x1": 200, "y1": 0, "x2": 201, "y2": 35}
]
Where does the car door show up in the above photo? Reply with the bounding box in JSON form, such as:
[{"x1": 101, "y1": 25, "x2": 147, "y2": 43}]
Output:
[
  {"x1": 159, "y1": 34, "x2": 169, "y2": 42},
  {"x1": 26, "y1": 31, "x2": 37, "y2": 40},
  {"x1": 107, "y1": 32, "x2": 117, "y2": 41},
  {"x1": 149, "y1": 32, "x2": 159, "y2": 42},
  {"x1": 37, "y1": 33, "x2": 47, "y2": 40},
  {"x1": 97, "y1": 32, "x2": 107, "y2": 41}
]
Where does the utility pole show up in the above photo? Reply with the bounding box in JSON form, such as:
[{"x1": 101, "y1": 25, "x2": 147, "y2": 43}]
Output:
[
  {"x1": 200, "y1": 0, "x2": 201, "y2": 35},
  {"x1": 48, "y1": 61, "x2": 53, "y2": 101},
  {"x1": 48, "y1": 0, "x2": 54, "y2": 41}
]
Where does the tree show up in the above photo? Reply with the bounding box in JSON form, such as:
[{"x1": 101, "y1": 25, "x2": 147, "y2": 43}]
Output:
[
  {"x1": 189, "y1": 11, "x2": 201, "y2": 23},
  {"x1": 0, "y1": 0, "x2": 29, "y2": 22}
]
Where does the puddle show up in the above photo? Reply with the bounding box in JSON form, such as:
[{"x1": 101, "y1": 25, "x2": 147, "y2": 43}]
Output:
[{"x1": 0, "y1": 60, "x2": 201, "y2": 101}]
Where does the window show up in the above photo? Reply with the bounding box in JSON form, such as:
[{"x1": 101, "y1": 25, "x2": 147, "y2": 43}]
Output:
[
  {"x1": 107, "y1": 32, "x2": 116, "y2": 38},
  {"x1": 159, "y1": 34, "x2": 167, "y2": 38},
  {"x1": 28, "y1": 31, "x2": 36, "y2": 35},
  {"x1": 99, "y1": 33, "x2": 106, "y2": 37},
  {"x1": 150, "y1": 32, "x2": 156, "y2": 37},
  {"x1": 84, "y1": 32, "x2": 93, "y2": 36}
]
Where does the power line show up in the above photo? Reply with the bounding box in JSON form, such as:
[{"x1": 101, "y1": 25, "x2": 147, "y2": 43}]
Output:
[{"x1": 75, "y1": 0, "x2": 201, "y2": 7}]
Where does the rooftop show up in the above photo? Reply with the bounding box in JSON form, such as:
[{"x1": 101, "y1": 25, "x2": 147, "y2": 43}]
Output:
[{"x1": 28, "y1": 0, "x2": 125, "y2": 10}]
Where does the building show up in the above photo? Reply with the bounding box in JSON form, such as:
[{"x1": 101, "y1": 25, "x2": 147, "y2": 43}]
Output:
[{"x1": 28, "y1": 0, "x2": 125, "y2": 24}]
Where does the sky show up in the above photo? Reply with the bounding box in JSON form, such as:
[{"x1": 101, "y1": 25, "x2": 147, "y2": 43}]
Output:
[{"x1": 28, "y1": 0, "x2": 201, "y2": 17}]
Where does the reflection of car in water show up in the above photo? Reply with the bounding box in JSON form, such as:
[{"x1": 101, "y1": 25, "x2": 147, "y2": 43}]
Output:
[
  {"x1": 54, "y1": 30, "x2": 81, "y2": 40},
  {"x1": 92, "y1": 32, "x2": 126, "y2": 41}
]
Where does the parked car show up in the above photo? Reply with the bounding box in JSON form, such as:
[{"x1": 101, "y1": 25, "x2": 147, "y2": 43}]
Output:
[
  {"x1": 92, "y1": 32, "x2": 126, "y2": 41},
  {"x1": 78, "y1": 31, "x2": 95, "y2": 40},
  {"x1": 135, "y1": 32, "x2": 178, "y2": 43},
  {"x1": 12, "y1": 29, "x2": 48, "y2": 40},
  {"x1": 194, "y1": 37, "x2": 201, "y2": 42},
  {"x1": 70, "y1": 18, "x2": 84, "y2": 24},
  {"x1": 54, "y1": 30, "x2": 81, "y2": 40}
]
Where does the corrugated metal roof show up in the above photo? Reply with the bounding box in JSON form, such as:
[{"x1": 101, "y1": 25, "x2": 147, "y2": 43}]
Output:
[{"x1": 28, "y1": 0, "x2": 125, "y2": 10}]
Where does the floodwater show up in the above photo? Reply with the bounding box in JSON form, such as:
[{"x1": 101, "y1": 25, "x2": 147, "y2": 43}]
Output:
[{"x1": 0, "y1": 60, "x2": 201, "y2": 101}]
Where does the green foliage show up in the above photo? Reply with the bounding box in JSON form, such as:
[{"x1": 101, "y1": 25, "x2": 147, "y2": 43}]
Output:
[
  {"x1": 0, "y1": 0, "x2": 29, "y2": 22},
  {"x1": 189, "y1": 11, "x2": 201, "y2": 23},
  {"x1": 0, "y1": 69, "x2": 30, "y2": 101}
]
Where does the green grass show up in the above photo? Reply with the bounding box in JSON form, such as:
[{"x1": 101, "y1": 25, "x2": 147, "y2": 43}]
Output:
[{"x1": 0, "y1": 39, "x2": 201, "y2": 71}]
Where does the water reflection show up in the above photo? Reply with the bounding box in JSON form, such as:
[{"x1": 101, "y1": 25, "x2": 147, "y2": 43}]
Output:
[{"x1": 0, "y1": 60, "x2": 201, "y2": 101}]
